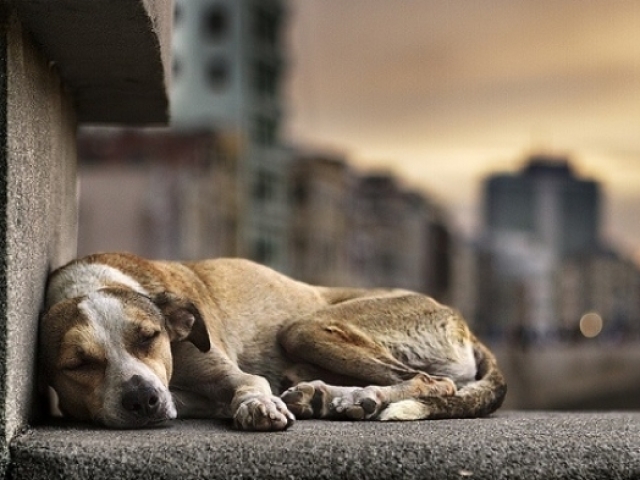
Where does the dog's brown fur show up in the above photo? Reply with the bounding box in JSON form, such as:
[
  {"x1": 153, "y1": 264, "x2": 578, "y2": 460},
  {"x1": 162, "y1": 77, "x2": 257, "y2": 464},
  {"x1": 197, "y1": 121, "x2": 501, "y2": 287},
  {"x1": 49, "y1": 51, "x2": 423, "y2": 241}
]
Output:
[{"x1": 40, "y1": 252, "x2": 506, "y2": 430}]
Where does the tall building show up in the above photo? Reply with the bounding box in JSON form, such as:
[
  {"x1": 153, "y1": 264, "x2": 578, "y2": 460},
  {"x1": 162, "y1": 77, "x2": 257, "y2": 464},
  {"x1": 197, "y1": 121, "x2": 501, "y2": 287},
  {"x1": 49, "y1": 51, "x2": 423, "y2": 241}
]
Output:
[
  {"x1": 346, "y1": 173, "x2": 449, "y2": 294},
  {"x1": 171, "y1": 0, "x2": 286, "y2": 134},
  {"x1": 484, "y1": 155, "x2": 600, "y2": 257},
  {"x1": 479, "y1": 154, "x2": 602, "y2": 341},
  {"x1": 289, "y1": 154, "x2": 353, "y2": 286},
  {"x1": 171, "y1": 0, "x2": 291, "y2": 273}
]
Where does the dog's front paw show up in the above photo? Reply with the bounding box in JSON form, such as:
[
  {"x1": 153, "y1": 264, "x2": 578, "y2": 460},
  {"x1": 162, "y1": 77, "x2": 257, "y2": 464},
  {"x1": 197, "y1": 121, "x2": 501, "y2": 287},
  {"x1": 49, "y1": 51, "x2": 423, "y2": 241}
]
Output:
[{"x1": 233, "y1": 394, "x2": 295, "y2": 431}]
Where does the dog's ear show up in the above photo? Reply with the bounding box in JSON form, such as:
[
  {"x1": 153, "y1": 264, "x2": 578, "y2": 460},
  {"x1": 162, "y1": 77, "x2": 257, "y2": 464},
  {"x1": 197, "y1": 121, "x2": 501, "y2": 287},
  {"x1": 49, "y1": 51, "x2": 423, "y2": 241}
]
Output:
[{"x1": 152, "y1": 292, "x2": 211, "y2": 353}]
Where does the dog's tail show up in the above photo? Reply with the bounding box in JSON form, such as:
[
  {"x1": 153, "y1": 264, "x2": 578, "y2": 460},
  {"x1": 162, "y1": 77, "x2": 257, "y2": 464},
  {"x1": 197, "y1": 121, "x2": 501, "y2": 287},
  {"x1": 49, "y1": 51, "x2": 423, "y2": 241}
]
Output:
[{"x1": 379, "y1": 336, "x2": 507, "y2": 421}]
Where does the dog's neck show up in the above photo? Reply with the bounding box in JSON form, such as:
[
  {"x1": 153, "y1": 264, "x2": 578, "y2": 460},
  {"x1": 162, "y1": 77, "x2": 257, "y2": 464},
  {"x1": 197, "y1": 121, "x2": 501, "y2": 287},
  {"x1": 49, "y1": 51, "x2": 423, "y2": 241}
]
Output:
[{"x1": 46, "y1": 262, "x2": 148, "y2": 308}]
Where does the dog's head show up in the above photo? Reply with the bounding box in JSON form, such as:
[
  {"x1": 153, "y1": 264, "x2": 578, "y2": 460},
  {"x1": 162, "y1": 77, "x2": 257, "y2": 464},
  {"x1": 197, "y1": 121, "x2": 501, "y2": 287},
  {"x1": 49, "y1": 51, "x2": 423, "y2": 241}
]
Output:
[{"x1": 39, "y1": 287, "x2": 210, "y2": 428}]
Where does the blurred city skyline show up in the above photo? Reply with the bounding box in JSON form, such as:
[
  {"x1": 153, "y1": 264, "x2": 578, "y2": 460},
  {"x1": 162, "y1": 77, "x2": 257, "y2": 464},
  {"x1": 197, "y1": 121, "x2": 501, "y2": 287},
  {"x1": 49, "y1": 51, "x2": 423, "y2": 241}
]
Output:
[
  {"x1": 284, "y1": 1, "x2": 640, "y2": 262},
  {"x1": 75, "y1": 0, "x2": 640, "y2": 408}
]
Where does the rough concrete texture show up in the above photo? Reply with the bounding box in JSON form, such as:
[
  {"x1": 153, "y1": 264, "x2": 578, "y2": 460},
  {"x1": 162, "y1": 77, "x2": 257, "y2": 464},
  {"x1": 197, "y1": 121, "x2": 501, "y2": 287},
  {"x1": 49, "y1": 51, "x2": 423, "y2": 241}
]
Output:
[
  {"x1": 13, "y1": 0, "x2": 173, "y2": 124},
  {"x1": 9, "y1": 412, "x2": 640, "y2": 480},
  {"x1": 2, "y1": 7, "x2": 78, "y2": 444},
  {"x1": 1, "y1": 0, "x2": 174, "y2": 456},
  {"x1": 0, "y1": 4, "x2": 10, "y2": 474}
]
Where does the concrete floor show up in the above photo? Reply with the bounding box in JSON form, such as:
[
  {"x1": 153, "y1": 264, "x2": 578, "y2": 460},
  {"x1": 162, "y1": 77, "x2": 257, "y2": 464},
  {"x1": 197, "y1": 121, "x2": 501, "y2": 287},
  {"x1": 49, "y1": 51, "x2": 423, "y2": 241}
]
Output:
[{"x1": 9, "y1": 411, "x2": 640, "y2": 480}]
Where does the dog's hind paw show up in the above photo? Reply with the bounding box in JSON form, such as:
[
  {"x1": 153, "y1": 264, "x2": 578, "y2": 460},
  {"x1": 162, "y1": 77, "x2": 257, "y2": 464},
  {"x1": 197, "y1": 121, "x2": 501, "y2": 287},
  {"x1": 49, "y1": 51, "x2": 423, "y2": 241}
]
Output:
[
  {"x1": 330, "y1": 386, "x2": 385, "y2": 420},
  {"x1": 281, "y1": 383, "x2": 315, "y2": 419},
  {"x1": 281, "y1": 381, "x2": 330, "y2": 419},
  {"x1": 233, "y1": 395, "x2": 295, "y2": 431},
  {"x1": 282, "y1": 382, "x2": 385, "y2": 420}
]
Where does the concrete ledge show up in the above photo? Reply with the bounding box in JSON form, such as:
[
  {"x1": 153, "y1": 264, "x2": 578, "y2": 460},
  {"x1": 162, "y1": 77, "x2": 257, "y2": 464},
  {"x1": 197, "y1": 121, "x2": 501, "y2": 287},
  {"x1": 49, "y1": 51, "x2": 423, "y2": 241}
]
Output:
[
  {"x1": 13, "y1": 0, "x2": 173, "y2": 124},
  {"x1": 9, "y1": 412, "x2": 640, "y2": 479}
]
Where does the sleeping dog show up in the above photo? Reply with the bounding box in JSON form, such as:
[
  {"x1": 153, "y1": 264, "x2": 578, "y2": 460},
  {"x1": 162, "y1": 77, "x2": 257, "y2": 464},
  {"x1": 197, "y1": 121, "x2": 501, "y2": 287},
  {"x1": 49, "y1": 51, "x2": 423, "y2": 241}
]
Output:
[{"x1": 39, "y1": 252, "x2": 506, "y2": 430}]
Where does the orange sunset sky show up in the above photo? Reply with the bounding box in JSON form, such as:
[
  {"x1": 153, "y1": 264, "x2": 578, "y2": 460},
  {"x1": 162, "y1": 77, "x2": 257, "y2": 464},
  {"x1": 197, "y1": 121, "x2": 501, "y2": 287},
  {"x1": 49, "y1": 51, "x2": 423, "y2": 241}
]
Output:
[{"x1": 284, "y1": 1, "x2": 640, "y2": 261}]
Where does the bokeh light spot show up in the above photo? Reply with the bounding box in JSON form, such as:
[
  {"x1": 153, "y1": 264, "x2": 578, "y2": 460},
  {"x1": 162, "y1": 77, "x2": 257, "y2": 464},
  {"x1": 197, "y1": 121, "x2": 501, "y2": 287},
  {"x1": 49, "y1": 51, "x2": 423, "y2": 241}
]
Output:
[{"x1": 579, "y1": 312, "x2": 603, "y2": 338}]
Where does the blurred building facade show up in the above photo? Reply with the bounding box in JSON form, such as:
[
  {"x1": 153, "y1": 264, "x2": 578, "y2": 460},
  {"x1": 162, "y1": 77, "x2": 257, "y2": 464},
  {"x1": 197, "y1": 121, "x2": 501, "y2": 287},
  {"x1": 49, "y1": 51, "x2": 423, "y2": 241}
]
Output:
[
  {"x1": 449, "y1": 238, "x2": 480, "y2": 326},
  {"x1": 78, "y1": 136, "x2": 453, "y2": 301},
  {"x1": 77, "y1": 129, "x2": 239, "y2": 260},
  {"x1": 484, "y1": 157, "x2": 600, "y2": 257},
  {"x1": 76, "y1": 0, "x2": 454, "y2": 300},
  {"x1": 345, "y1": 174, "x2": 450, "y2": 296},
  {"x1": 468, "y1": 154, "x2": 640, "y2": 343},
  {"x1": 171, "y1": 0, "x2": 291, "y2": 272},
  {"x1": 289, "y1": 155, "x2": 452, "y2": 295},
  {"x1": 171, "y1": 0, "x2": 286, "y2": 134},
  {"x1": 557, "y1": 250, "x2": 640, "y2": 341},
  {"x1": 289, "y1": 154, "x2": 353, "y2": 286}
]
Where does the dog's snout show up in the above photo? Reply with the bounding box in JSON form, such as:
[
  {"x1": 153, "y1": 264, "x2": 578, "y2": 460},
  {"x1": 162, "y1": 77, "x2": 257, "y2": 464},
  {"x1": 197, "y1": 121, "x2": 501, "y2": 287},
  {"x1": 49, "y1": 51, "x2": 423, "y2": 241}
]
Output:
[{"x1": 121, "y1": 375, "x2": 161, "y2": 417}]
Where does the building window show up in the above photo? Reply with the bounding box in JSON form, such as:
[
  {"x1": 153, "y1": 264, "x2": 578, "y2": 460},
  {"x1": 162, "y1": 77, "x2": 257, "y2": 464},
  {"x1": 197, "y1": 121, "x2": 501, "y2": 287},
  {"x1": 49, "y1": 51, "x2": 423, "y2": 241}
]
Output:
[
  {"x1": 203, "y1": 6, "x2": 227, "y2": 40},
  {"x1": 253, "y1": 169, "x2": 277, "y2": 201},
  {"x1": 254, "y1": 60, "x2": 279, "y2": 97},
  {"x1": 291, "y1": 181, "x2": 307, "y2": 205},
  {"x1": 174, "y1": 3, "x2": 183, "y2": 25},
  {"x1": 254, "y1": 6, "x2": 280, "y2": 45},
  {"x1": 253, "y1": 115, "x2": 278, "y2": 145},
  {"x1": 206, "y1": 57, "x2": 228, "y2": 89},
  {"x1": 172, "y1": 56, "x2": 182, "y2": 80}
]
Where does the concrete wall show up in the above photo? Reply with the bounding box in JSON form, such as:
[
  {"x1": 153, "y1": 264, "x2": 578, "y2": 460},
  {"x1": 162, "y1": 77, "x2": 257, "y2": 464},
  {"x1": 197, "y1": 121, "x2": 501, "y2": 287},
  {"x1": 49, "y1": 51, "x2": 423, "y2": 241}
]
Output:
[
  {"x1": 1, "y1": 7, "x2": 79, "y2": 443},
  {"x1": 0, "y1": 2, "x2": 174, "y2": 477}
]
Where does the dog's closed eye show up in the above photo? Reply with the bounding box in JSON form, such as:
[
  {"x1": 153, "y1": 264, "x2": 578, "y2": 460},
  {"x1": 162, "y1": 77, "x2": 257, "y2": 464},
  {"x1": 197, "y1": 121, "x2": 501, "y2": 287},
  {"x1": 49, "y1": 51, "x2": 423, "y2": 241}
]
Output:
[
  {"x1": 137, "y1": 328, "x2": 162, "y2": 350},
  {"x1": 61, "y1": 354, "x2": 105, "y2": 373}
]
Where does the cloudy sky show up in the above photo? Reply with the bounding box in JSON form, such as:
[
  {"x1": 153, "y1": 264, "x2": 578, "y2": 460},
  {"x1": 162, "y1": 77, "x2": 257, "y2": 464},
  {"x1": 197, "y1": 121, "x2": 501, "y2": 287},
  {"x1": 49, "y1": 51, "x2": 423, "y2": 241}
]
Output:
[{"x1": 284, "y1": 1, "x2": 640, "y2": 260}]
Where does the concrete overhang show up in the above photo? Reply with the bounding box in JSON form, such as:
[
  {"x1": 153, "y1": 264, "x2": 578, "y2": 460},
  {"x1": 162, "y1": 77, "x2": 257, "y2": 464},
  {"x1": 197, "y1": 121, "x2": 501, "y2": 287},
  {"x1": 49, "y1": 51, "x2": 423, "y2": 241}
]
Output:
[{"x1": 13, "y1": 0, "x2": 173, "y2": 125}]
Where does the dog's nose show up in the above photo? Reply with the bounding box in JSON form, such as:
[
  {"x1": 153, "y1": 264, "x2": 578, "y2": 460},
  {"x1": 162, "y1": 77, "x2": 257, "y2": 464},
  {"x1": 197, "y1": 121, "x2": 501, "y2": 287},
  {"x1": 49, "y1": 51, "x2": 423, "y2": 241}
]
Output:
[{"x1": 121, "y1": 375, "x2": 161, "y2": 417}]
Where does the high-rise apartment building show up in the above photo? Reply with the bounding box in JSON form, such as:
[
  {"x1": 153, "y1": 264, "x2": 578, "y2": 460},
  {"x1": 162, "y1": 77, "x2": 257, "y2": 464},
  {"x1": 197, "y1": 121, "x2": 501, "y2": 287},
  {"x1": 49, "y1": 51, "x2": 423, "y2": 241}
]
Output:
[
  {"x1": 289, "y1": 154, "x2": 353, "y2": 286},
  {"x1": 172, "y1": 0, "x2": 285, "y2": 134},
  {"x1": 484, "y1": 155, "x2": 600, "y2": 257},
  {"x1": 478, "y1": 155, "x2": 602, "y2": 341},
  {"x1": 171, "y1": 0, "x2": 291, "y2": 273}
]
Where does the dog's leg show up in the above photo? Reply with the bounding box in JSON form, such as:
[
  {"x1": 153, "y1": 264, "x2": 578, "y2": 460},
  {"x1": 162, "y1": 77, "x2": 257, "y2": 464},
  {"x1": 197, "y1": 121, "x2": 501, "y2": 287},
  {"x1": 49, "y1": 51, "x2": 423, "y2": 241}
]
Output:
[
  {"x1": 170, "y1": 343, "x2": 295, "y2": 431},
  {"x1": 281, "y1": 373, "x2": 455, "y2": 420},
  {"x1": 278, "y1": 293, "x2": 478, "y2": 385},
  {"x1": 277, "y1": 316, "x2": 457, "y2": 420},
  {"x1": 278, "y1": 318, "x2": 420, "y2": 386},
  {"x1": 277, "y1": 293, "x2": 476, "y2": 420},
  {"x1": 229, "y1": 376, "x2": 296, "y2": 431},
  {"x1": 282, "y1": 373, "x2": 456, "y2": 420}
]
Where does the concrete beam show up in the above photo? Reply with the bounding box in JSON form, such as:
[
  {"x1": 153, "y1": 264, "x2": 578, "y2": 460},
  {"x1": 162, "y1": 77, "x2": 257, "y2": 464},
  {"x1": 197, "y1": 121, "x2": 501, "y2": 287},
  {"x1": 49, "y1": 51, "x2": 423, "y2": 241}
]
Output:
[{"x1": 13, "y1": 0, "x2": 173, "y2": 124}]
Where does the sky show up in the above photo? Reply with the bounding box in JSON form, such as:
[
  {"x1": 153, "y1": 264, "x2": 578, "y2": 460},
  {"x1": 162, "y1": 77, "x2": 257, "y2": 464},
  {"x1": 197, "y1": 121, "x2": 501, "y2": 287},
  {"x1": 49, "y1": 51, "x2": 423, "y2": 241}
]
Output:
[{"x1": 284, "y1": 0, "x2": 640, "y2": 261}]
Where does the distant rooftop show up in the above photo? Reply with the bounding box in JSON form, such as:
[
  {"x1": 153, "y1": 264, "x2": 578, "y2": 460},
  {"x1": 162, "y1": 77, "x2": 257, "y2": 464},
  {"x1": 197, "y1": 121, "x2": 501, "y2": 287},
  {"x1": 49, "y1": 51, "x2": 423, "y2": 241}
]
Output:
[{"x1": 523, "y1": 154, "x2": 575, "y2": 177}]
